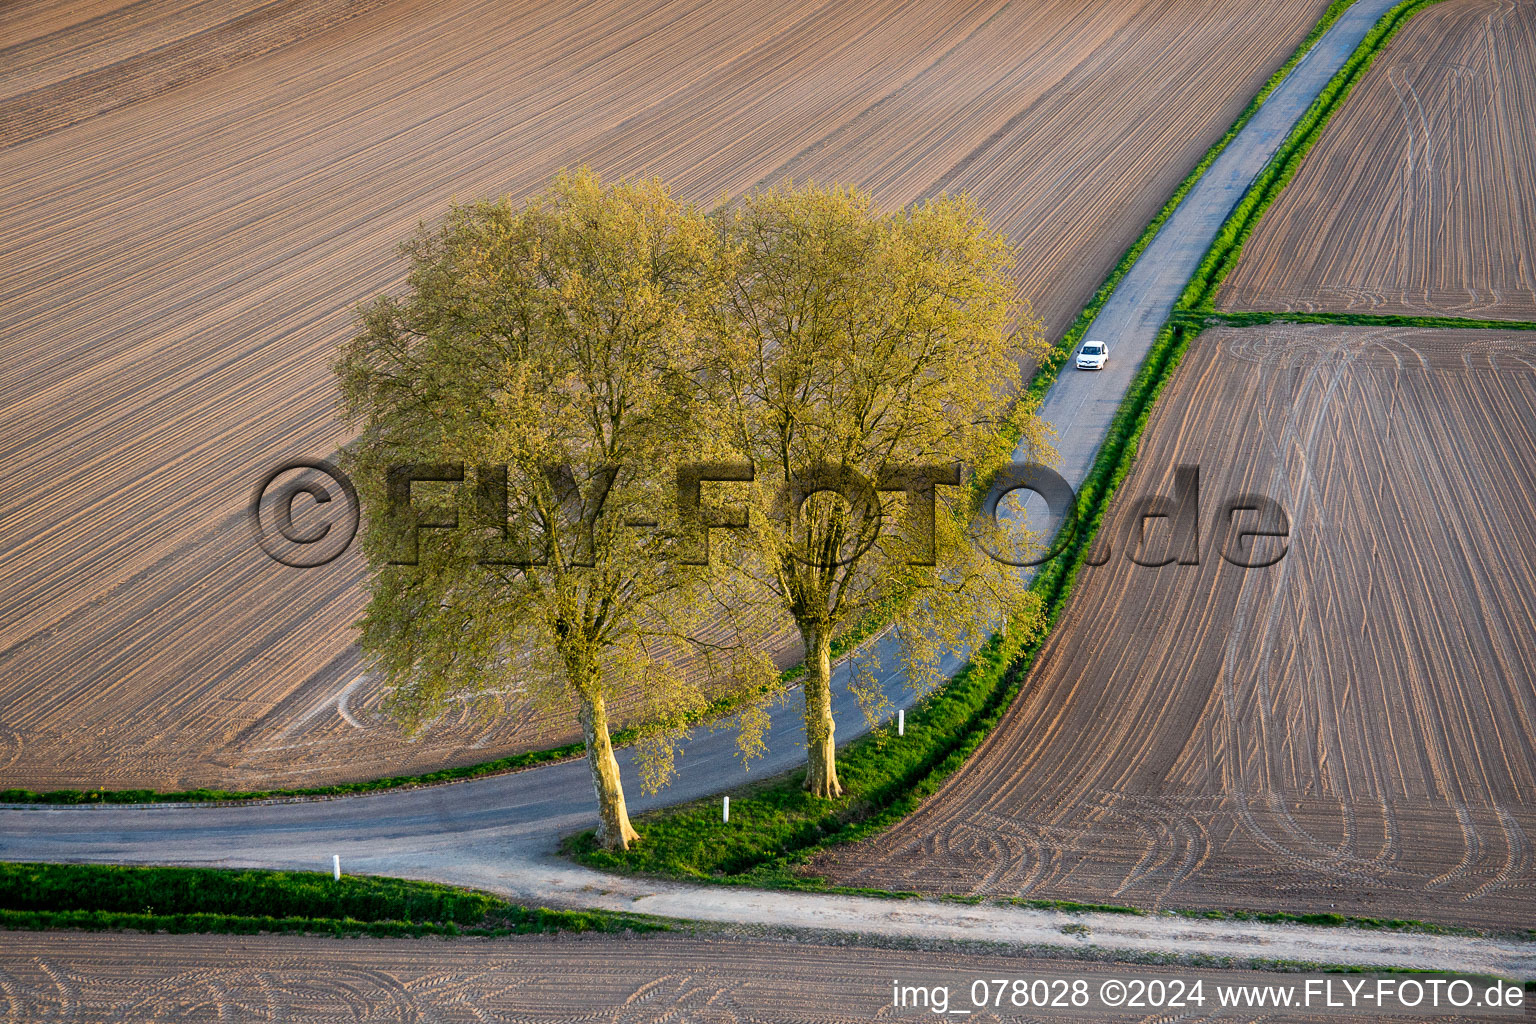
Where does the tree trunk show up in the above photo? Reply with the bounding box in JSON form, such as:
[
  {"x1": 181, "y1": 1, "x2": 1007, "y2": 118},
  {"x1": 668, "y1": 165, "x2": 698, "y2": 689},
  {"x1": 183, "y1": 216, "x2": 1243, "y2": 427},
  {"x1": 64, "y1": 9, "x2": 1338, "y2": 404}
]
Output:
[
  {"x1": 798, "y1": 621, "x2": 842, "y2": 798},
  {"x1": 579, "y1": 690, "x2": 639, "y2": 851}
]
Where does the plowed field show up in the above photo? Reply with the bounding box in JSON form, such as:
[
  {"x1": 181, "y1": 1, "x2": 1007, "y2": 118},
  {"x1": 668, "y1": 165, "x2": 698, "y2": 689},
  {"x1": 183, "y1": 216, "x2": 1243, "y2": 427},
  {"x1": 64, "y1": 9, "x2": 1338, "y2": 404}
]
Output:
[
  {"x1": 820, "y1": 324, "x2": 1536, "y2": 930},
  {"x1": 0, "y1": 0, "x2": 1329, "y2": 789},
  {"x1": 0, "y1": 931, "x2": 1500, "y2": 1022},
  {"x1": 1218, "y1": 0, "x2": 1536, "y2": 319}
]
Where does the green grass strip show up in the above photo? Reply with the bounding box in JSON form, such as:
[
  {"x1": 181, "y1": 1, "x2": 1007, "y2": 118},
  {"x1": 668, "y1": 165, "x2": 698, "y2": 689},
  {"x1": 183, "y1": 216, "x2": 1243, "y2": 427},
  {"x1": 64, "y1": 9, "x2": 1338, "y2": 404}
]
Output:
[
  {"x1": 566, "y1": 627, "x2": 1032, "y2": 885},
  {"x1": 1185, "y1": 309, "x2": 1536, "y2": 332},
  {"x1": 1180, "y1": 0, "x2": 1448, "y2": 312},
  {"x1": 1167, "y1": 904, "x2": 1526, "y2": 940},
  {"x1": 0, "y1": 862, "x2": 664, "y2": 937},
  {"x1": 0, "y1": 746, "x2": 584, "y2": 805},
  {"x1": 565, "y1": 316, "x2": 1199, "y2": 883}
]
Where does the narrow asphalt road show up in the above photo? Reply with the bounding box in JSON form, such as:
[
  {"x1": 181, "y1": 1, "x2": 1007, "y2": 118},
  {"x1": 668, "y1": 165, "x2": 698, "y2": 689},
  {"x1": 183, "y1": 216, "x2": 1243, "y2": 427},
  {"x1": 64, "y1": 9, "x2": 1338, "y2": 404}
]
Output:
[{"x1": 5, "y1": 0, "x2": 1486, "y2": 974}]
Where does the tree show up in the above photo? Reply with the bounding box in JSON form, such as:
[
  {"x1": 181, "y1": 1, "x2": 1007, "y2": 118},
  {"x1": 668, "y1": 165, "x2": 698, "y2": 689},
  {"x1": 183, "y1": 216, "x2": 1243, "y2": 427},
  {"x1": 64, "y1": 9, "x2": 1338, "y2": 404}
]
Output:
[
  {"x1": 335, "y1": 169, "x2": 765, "y2": 850},
  {"x1": 710, "y1": 182, "x2": 1052, "y2": 798}
]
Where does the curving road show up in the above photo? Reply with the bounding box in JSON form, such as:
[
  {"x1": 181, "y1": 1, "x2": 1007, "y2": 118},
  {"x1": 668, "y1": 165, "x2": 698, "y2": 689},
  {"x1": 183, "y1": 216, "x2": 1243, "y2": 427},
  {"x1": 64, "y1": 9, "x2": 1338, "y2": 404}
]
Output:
[{"x1": 4, "y1": 0, "x2": 1496, "y2": 974}]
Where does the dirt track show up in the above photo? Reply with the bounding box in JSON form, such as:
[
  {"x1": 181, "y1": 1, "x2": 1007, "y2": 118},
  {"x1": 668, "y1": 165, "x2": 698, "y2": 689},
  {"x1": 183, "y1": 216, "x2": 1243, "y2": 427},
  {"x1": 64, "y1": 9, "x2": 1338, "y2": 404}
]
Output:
[
  {"x1": 819, "y1": 324, "x2": 1536, "y2": 931},
  {"x1": 0, "y1": 0, "x2": 1331, "y2": 790},
  {"x1": 0, "y1": 931, "x2": 1513, "y2": 1022},
  {"x1": 1219, "y1": 0, "x2": 1536, "y2": 319}
]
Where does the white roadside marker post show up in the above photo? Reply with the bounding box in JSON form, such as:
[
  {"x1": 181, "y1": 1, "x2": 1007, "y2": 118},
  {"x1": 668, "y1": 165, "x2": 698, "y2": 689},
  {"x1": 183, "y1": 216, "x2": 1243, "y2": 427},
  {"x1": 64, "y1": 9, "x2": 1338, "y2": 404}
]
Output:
[
  {"x1": 723, "y1": 796, "x2": 730, "y2": 823},
  {"x1": 332, "y1": 854, "x2": 341, "y2": 880},
  {"x1": 898, "y1": 708, "x2": 905, "y2": 736}
]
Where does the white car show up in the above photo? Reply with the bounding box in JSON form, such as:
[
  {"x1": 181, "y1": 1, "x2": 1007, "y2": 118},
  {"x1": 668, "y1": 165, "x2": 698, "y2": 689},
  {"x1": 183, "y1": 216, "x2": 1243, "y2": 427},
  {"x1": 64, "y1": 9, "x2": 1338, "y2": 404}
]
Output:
[{"x1": 1076, "y1": 340, "x2": 1109, "y2": 370}]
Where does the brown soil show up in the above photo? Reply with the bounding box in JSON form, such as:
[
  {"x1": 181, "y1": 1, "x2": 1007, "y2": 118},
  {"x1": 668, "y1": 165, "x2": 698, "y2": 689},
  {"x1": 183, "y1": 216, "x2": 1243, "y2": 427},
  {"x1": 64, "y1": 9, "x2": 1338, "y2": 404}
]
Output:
[
  {"x1": 0, "y1": 931, "x2": 1508, "y2": 1022},
  {"x1": 818, "y1": 324, "x2": 1536, "y2": 931},
  {"x1": 1218, "y1": 0, "x2": 1536, "y2": 320},
  {"x1": 0, "y1": 0, "x2": 1329, "y2": 790},
  {"x1": 0, "y1": 0, "x2": 403, "y2": 146}
]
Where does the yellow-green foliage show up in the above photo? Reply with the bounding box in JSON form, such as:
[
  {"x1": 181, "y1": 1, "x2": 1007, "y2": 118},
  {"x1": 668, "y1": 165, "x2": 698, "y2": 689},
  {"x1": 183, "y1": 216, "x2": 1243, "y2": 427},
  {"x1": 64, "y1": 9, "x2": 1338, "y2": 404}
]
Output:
[{"x1": 705, "y1": 182, "x2": 1053, "y2": 795}]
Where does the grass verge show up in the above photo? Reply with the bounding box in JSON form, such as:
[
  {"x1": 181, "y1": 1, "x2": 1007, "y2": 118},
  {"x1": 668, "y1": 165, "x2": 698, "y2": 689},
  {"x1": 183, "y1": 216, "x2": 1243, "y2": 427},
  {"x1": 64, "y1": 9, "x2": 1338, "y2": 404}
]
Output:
[
  {"x1": 567, "y1": 322, "x2": 1198, "y2": 884},
  {"x1": 566, "y1": 627, "x2": 1033, "y2": 886},
  {"x1": 0, "y1": 861, "x2": 664, "y2": 937},
  {"x1": 0, "y1": 747, "x2": 584, "y2": 806},
  {"x1": 1185, "y1": 309, "x2": 1536, "y2": 332},
  {"x1": 1167, "y1": 905, "x2": 1514, "y2": 940}
]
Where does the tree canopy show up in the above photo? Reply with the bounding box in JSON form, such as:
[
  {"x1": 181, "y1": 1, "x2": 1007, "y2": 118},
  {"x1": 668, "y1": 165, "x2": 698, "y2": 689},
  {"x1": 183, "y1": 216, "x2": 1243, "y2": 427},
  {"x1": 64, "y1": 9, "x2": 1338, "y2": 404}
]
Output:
[
  {"x1": 335, "y1": 171, "x2": 1054, "y2": 848},
  {"x1": 336, "y1": 169, "x2": 771, "y2": 850},
  {"x1": 708, "y1": 182, "x2": 1053, "y2": 797}
]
